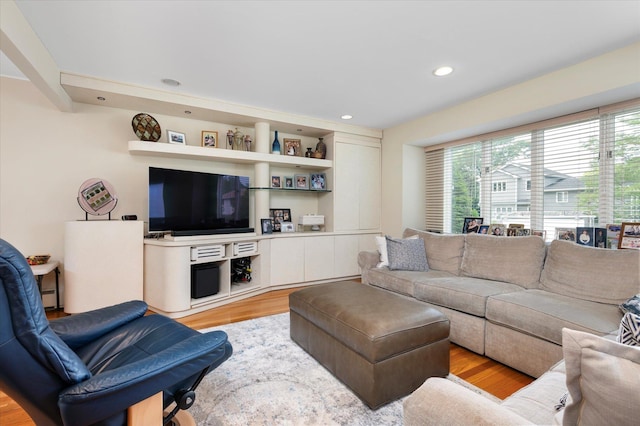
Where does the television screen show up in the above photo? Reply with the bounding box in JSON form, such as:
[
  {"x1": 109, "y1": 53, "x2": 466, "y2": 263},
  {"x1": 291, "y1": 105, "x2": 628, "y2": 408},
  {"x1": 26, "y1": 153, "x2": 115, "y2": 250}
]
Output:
[{"x1": 149, "y1": 167, "x2": 252, "y2": 235}]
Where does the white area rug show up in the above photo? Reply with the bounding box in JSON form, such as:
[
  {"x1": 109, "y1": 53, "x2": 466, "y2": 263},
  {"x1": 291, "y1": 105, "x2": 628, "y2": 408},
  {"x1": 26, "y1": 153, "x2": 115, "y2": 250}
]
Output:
[{"x1": 189, "y1": 312, "x2": 496, "y2": 425}]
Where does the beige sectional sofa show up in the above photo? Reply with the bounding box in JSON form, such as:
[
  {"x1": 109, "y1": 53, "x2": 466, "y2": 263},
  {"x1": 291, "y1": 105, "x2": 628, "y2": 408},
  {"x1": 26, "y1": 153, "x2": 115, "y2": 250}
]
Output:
[{"x1": 358, "y1": 228, "x2": 640, "y2": 378}]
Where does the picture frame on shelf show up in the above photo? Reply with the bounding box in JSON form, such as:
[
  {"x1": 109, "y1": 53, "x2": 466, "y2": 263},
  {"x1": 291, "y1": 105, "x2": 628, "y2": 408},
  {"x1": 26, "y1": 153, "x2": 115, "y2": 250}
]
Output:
[
  {"x1": 271, "y1": 176, "x2": 281, "y2": 188},
  {"x1": 576, "y1": 227, "x2": 594, "y2": 246},
  {"x1": 269, "y1": 208, "x2": 291, "y2": 232},
  {"x1": 284, "y1": 176, "x2": 294, "y2": 189},
  {"x1": 281, "y1": 222, "x2": 295, "y2": 233},
  {"x1": 310, "y1": 173, "x2": 326, "y2": 190},
  {"x1": 462, "y1": 217, "x2": 483, "y2": 233},
  {"x1": 618, "y1": 222, "x2": 640, "y2": 250},
  {"x1": 488, "y1": 224, "x2": 505, "y2": 236},
  {"x1": 606, "y1": 224, "x2": 621, "y2": 249},
  {"x1": 283, "y1": 138, "x2": 302, "y2": 156},
  {"x1": 556, "y1": 227, "x2": 576, "y2": 242},
  {"x1": 532, "y1": 230, "x2": 547, "y2": 240},
  {"x1": 295, "y1": 174, "x2": 309, "y2": 189},
  {"x1": 478, "y1": 225, "x2": 490, "y2": 234},
  {"x1": 201, "y1": 130, "x2": 218, "y2": 147},
  {"x1": 261, "y1": 218, "x2": 273, "y2": 234},
  {"x1": 167, "y1": 130, "x2": 186, "y2": 145},
  {"x1": 516, "y1": 228, "x2": 531, "y2": 236}
]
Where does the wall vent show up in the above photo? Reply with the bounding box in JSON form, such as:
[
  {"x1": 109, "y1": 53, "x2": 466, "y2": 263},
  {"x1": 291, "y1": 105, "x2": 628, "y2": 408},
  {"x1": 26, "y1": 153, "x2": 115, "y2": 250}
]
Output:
[
  {"x1": 190, "y1": 245, "x2": 224, "y2": 262},
  {"x1": 233, "y1": 242, "x2": 257, "y2": 256}
]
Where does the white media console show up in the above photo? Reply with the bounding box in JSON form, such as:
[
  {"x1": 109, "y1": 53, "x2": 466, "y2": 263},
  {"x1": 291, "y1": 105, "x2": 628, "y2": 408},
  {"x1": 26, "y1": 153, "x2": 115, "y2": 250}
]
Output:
[{"x1": 143, "y1": 231, "x2": 377, "y2": 318}]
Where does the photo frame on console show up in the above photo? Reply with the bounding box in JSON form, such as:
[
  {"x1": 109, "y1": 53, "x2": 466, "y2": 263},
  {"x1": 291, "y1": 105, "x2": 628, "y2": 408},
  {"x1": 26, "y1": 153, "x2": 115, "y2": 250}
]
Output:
[
  {"x1": 462, "y1": 217, "x2": 483, "y2": 233},
  {"x1": 619, "y1": 222, "x2": 640, "y2": 249},
  {"x1": 269, "y1": 208, "x2": 291, "y2": 232}
]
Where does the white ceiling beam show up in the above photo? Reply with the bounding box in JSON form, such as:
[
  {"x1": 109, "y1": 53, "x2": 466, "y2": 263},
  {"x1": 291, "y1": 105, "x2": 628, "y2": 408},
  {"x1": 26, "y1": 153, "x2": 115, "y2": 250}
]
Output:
[{"x1": 0, "y1": 0, "x2": 73, "y2": 112}]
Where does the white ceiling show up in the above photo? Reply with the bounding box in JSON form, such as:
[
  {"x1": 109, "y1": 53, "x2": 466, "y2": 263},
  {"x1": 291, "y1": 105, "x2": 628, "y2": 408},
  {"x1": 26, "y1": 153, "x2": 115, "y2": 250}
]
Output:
[{"x1": 2, "y1": 0, "x2": 640, "y2": 131}]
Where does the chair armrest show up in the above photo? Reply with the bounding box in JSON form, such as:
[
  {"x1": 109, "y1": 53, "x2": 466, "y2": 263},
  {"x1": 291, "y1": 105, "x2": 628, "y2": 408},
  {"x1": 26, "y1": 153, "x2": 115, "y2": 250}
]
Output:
[
  {"x1": 58, "y1": 330, "x2": 232, "y2": 426},
  {"x1": 357, "y1": 250, "x2": 380, "y2": 270},
  {"x1": 50, "y1": 301, "x2": 148, "y2": 350},
  {"x1": 403, "y1": 378, "x2": 534, "y2": 426}
]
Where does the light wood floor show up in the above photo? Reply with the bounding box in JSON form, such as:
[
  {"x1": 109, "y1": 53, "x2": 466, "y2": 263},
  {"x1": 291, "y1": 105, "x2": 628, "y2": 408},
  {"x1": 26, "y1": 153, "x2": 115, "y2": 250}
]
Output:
[{"x1": 1, "y1": 286, "x2": 534, "y2": 425}]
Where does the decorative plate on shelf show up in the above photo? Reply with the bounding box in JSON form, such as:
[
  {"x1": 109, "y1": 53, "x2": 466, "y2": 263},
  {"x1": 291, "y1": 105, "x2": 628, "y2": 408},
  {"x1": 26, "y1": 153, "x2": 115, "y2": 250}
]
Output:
[
  {"x1": 131, "y1": 113, "x2": 161, "y2": 141},
  {"x1": 77, "y1": 178, "x2": 118, "y2": 216}
]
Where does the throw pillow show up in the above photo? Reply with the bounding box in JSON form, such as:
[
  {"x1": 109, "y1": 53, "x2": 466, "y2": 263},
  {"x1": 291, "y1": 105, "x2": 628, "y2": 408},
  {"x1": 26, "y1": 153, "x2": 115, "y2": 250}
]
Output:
[
  {"x1": 375, "y1": 235, "x2": 417, "y2": 268},
  {"x1": 617, "y1": 312, "x2": 640, "y2": 346},
  {"x1": 385, "y1": 236, "x2": 429, "y2": 271},
  {"x1": 620, "y1": 294, "x2": 640, "y2": 315},
  {"x1": 562, "y1": 328, "x2": 640, "y2": 426}
]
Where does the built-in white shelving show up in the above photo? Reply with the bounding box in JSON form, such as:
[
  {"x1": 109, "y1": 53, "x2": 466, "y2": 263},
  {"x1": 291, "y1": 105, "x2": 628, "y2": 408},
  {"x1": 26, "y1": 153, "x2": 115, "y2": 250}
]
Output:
[{"x1": 128, "y1": 140, "x2": 332, "y2": 170}]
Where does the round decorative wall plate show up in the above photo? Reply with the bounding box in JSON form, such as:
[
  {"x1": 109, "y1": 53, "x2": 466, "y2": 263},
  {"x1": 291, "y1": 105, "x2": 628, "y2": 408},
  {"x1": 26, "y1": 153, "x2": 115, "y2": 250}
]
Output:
[
  {"x1": 77, "y1": 178, "x2": 118, "y2": 216},
  {"x1": 131, "y1": 113, "x2": 161, "y2": 141}
]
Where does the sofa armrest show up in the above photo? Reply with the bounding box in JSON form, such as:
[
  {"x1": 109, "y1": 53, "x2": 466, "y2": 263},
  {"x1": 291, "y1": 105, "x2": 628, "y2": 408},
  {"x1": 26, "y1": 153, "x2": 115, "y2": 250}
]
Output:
[
  {"x1": 403, "y1": 378, "x2": 534, "y2": 426},
  {"x1": 357, "y1": 250, "x2": 379, "y2": 270}
]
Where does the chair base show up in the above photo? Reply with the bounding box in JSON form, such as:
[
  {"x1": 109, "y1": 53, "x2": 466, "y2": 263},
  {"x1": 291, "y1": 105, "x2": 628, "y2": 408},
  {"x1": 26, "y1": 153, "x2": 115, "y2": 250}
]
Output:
[{"x1": 127, "y1": 392, "x2": 195, "y2": 426}]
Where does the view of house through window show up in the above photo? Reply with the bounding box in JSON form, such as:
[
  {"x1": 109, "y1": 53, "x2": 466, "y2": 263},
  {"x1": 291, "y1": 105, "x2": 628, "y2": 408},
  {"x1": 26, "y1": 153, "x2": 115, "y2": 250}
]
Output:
[{"x1": 429, "y1": 102, "x2": 640, "y2": 242}]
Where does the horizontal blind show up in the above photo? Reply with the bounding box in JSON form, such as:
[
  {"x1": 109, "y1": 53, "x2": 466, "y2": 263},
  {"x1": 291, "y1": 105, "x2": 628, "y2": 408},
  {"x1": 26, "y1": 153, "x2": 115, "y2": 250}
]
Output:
[
  {"x1": 425, "y1": 149, "x2": 444, "y2": 232},
  {"x1": 612, "y1": 107, "x2": 640, "y2": 223}
]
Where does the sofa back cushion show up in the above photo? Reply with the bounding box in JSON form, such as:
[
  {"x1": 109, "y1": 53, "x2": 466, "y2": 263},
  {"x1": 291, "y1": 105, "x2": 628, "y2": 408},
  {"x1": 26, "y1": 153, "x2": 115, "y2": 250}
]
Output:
[
  {"x1": 403, "y1": 229, "x2": 464, "y2": 275},
  {"x1": 460, "y1": 233, "x2": 546, "y2": 288},
  {"x1": 541, "y1": 240, "x2": 640, "y2": 305}
]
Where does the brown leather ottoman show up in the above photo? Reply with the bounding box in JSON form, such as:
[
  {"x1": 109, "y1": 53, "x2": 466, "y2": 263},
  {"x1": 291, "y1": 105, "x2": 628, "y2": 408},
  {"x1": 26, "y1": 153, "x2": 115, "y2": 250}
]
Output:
[{"x1": 289, "y1": 280, "x2": 450, "y2": 409}]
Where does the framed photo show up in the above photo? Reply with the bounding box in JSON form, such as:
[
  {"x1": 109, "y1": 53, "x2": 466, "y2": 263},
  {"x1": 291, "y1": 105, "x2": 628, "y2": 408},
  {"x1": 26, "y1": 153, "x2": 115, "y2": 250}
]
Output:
[
  {"x1": 269, "y1": 208, "x2": 291, "y2": 232},
  {"x1": 284, "y1": 176, "x2": 294, "y2": 189},
  {"x1": 295, "y1": 174, "x2": 309, "y2": 189},
  {"x1": 167, "y1": 130, "x2": 186, "y2": 145},
  {"x1": 506, "y1": 227, "x2": 518, "y2": 237},
  {"x1": 618, "y1": 222, "x2": 640, "y2": 250},
  {"x1": 310, "y1": 173, "x2": 326, "y2": 190},
  {"x1": 478, "y1": 224, "x2": 490, "y2": 234},
  {"x1": 556, "y1": 227, "x2": 576, "y2": 242},
  {"x1": 462, "y1": 217, "x2": 483, "y2": 233},
  {"x1": 261, "y1": 218, "x2": 273, "y2": 234},
  {"x1": 594, "y1": 227, "x2": 607, "y2": 248},
  {"x1": 201, "y1": 130, "x2": 218, "y2": 147},
  {"x1": 271, "y1": 176, "x2": 281, "y2": 188},
  {"x1": 516, "y1": 228, "x2": 531, "y2": 236},
  {"x1": 488, "y1": 224, "x2": 505, "y2": 236},
  {"x1": 606, "y1": 224, "x2": 621, "y2": 249},
  {"x1": 576, "y1": 227, "x2": 594, "y2": 246},
  {"x1": 508, "y1": 223, "x2": 525, "y2": 229},
  {"x1": 283, "y1": 138, "x2": 302, "y2": 156},
  {"x1": 281, "y1": 222, "x2": 295, "y2": 233}
]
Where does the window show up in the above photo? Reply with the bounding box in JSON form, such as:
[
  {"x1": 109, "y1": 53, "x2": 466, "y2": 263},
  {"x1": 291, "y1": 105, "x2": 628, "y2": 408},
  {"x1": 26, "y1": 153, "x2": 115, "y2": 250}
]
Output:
[
  {"x1": 556, "y1": 191, "x2": 568, "y2": 203},
  {"x1": 424, "y1": 100, "x2": 640, "y2": 239}
]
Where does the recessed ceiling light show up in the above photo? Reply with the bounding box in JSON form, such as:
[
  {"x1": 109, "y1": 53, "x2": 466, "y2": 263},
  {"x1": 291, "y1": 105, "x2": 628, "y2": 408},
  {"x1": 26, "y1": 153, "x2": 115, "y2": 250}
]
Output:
[
  {"x1": 433, "y1": 66, "x2": 454, "y2": 77},
  {"x1": 161, "y1": 78, "x2": 181, "y2": 87},
  {"x1": 341, "y1": 115, "x2": 353, "y2": 120}
]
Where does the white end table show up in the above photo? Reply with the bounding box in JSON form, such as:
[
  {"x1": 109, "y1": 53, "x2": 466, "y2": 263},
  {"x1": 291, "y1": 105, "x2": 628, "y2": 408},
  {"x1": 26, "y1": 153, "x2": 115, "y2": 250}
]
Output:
[{"x1": 30, "y1": 260, "x2": 60, "y2": 310}]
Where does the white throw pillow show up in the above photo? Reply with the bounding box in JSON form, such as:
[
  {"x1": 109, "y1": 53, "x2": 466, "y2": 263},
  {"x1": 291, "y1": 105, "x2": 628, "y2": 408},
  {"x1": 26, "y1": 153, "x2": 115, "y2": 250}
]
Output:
[{"x1": 375, "y1": 235, "x2": 418, "y2": 268}]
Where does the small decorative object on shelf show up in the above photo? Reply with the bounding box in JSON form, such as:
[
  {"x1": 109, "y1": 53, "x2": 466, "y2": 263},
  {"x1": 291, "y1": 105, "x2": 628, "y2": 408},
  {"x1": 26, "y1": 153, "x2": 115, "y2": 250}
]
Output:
[
  {"x1": 226, "y1": 130, "x2": 234, "y2": 148},
  {"x1": 231, "y1": 257, "x2": 252, "y2": 283},
  {"x1": 167, "y1": 130, "x2": 185, "y2": 145},
  {"x1": 272, "y1": 130, "x2": 281, "y2": 155},
  {"x1": 305, "y1": 147, "x2": 313, "y2": 158},
  {"x1": 315, "y1": 137, "x2": 327, "y2": 159},
  {"x1": 284, "y1": 138, "x2": 302, "y2": 156},
  {"x1": 77, "y1": 178, "x2": 118, "y2": 220},
  {"x1": 131, "y1": 113, "x2": 161, "y2": 141},
  {"x1": 26, "y1": 255, "x2": 50, "y2": 265},
  {"x1": 233, "y1": 128, "x2": 244, "y2": 150},
  {"x1": 244, "y1": 134, "x2": 252, "y2": 151},
  {"x1": 310, "y1": 173, "x2": 326, "y2": 190}
]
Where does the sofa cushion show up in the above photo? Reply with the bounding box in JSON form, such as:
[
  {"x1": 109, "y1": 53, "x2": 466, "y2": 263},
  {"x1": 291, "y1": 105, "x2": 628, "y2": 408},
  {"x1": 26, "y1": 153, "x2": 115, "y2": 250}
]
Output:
[
  {"x1": 561, "y1": 328, "x2": 640, "y2": 426},
  {"x1": 366, "y1": 268, "x2": 454, "y2": 297},
  {"x1": 385, "y1": 236, "x2": 429, "y2": 271},
  {"x1": 414, "y1": 277, "x2": 524, "y2": 317},
  {"x1": 540, "y1": 239, "x2": 640, "y2": 305},
  {"x1": 620, "y1": 294, "x2": 640, "y2": 315},
  {"x1": 617, "y1": 312, "x2": 640, "y2": 346},
  {"x1": 486, "y1": 289, "x2": 622, "y2": 345},
  {"x1": 375, "y1": 235, "x2": 418, "y2": 268},
  {"x1": 460, "y1": 233, "x2": 546, "y2": 289},
  {"x1": 403, "y1": 229, "x2": 465, "y2": 276}
]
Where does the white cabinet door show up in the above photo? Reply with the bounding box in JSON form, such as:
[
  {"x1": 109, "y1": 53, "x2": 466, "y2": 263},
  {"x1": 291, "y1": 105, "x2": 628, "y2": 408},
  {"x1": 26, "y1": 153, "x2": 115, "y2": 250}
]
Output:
[
  {"x1": 270, "y1": 237, "x2": 305, "y2": 285},
  {"x1": 304, "y1": 235, "x2": 335, "y2": 281},
  {"x1": 334, "y1": 141, "x2": 381, "y2": 231},
  {"x1": 334, "y1": 234, "x2": 359, "y2": 277}
]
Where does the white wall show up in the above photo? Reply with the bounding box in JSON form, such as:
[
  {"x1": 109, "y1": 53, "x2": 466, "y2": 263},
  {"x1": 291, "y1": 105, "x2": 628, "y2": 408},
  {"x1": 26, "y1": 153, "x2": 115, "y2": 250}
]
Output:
[
  {"x1": 381, "y1": 42, "x2": 640, "y2": 237},
  {"x1": 0, "y1": 77, "x2": 318, "y2": 297}
]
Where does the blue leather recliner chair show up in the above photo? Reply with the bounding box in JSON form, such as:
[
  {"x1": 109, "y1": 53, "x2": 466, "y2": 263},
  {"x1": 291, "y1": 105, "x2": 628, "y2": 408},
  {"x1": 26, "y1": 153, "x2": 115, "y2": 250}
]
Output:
[{"x1": 0, "y1": 238, "x2": 233, "y2": 425}]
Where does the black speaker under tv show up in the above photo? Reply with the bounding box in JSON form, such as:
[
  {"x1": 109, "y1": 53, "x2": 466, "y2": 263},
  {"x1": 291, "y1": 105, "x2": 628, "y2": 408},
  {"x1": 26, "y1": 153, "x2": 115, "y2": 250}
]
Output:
[{"x1": 149, "y1": 167, "x2": 253, "y2": 236}]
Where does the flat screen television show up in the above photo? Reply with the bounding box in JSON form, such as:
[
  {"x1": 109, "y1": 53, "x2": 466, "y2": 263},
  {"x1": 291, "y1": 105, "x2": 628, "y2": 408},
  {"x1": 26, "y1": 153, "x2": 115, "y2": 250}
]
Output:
[{"x1": 149, "y1": 167, "x2": 252, "y2": 236}]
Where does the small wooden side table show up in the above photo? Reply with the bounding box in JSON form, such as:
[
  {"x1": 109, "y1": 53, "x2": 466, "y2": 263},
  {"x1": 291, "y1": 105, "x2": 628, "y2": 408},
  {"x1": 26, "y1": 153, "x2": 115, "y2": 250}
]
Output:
[{"x1": 30, "y1": 261, "x2": 60, "y2": 310}]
